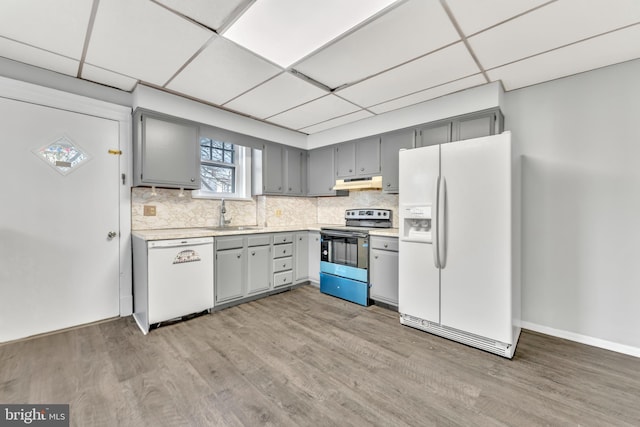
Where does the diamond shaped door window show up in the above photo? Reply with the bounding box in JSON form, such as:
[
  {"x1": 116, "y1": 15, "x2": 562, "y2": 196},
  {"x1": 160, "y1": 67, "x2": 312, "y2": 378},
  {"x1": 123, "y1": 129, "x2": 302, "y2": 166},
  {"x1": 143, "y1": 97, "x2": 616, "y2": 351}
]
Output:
[{"x1": 34, "y1": 136, "x2": 90, "y2": 175}]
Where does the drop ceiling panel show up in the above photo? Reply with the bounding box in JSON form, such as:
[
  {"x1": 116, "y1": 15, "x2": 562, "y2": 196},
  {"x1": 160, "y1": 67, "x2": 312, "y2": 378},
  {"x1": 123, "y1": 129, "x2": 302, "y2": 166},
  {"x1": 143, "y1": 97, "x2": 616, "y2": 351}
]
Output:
[
  {"x1": 223, "y1": 0, "x2": 398, "y2": 67},
  {"x1": 267, "y1": 95, "x2": 360, "y2": 130},
  {"x1": 338, "y1": 42, "x2": 481, "y2": 107},
  {"x1": 444, "y1": 0, "x2": 550, "y2": 36},
  {"x1": 86, "y1": 0, "x2": 211, "y2": 86},
  {"x1": 300, "y1": 110, "x2": 374, "y2": 134},
  {"x1": 153, "y1": 0, "x2": 248, "y2": 31},
  {"x1": 167, "y1": 37, "x2": 281, "y2": 105},
  {"x1": 369, "y1": 74, "x2": 486, "y2": 114},
  {"x1": 82, "y1": 64, "x2": 138, "y2": 91},
  {"x1": 488, "y1": 24, "x2": 640, "y2": 91},
  {"x1": 294, "y1": 0, "x2": 459, "y2": 89},
  {"x1": 469, "y1": 0, "x2": 640, "y2": 69},
  {"x1": 0, "y1": 0, "x2": 92, "y2": 59},
  {"x1": 0, "y1": 38, "x2": 78, "y2": 76},
  {"x1": 224, "y1": 73, "x2": 327, "y2": 119}
]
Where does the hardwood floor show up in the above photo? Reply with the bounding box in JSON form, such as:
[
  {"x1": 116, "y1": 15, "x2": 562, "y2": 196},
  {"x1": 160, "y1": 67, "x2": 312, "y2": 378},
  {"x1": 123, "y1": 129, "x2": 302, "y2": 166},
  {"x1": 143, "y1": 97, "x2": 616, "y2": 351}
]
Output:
[{"x1": 1, "y1": 284, "x2": 639, "y2": 426}]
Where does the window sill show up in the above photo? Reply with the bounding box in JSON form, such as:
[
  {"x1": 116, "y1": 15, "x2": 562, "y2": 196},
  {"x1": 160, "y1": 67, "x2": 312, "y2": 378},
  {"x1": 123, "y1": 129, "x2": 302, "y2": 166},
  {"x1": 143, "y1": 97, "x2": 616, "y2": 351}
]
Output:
[{"x1": 190, "y1": 191, "x2": 254, "y2": 201}]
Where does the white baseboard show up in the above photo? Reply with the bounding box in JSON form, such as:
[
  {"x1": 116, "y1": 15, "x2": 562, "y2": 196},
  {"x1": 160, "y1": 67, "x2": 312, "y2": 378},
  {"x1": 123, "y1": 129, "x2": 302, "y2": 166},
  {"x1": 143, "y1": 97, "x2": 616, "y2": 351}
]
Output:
[{"x1": 521, "y1": 321, "x2": 640, "y2": 358}]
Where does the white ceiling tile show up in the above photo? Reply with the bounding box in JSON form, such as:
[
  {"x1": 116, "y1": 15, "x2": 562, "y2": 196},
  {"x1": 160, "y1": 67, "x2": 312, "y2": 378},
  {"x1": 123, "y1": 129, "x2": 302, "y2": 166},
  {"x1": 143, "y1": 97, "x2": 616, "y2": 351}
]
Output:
[
  {"x1": 0, "y1": 0, "x2": 92, "y2": 59},
  {"x1": 444, "y1": 0, "x2": 550, "y2": 36},
  {"x1": 299, "y1": 110, "x2": 374, "y2": 134},
  {"x1": 81, "y1": 64, "x2": 138, "y2": 91},
  {"x1": 224, "y1": 73, "x2": 327, "y2": 119},
  {"x1": 86, "y1": 0, "x2": 211, "y2": 86},
  {"x1": 223, "y1": 0, "x2": 398, "y2": 67},
  {"x1": 295, "y1": 0, "x2": 460, "y2": 89},
  {"x1": 469, "y1": 0, "x2": 640, "y2": 69},
  {"x1": 337, "y1": 42, "x2": 480, "y2": 107},
  {"x1": 487, "y1": 24, "x2": 640, "y2": 91},
  {"x1": 153, "y1": 0, "x2": 247, "y2": 31},
  {"x1": 266, "y1": 95, "x2": 360, "y2": 130},
  {"x1": 167, "y1": 37, "x2": 281, "y2": 105},
  {"x1": 0, "y1": 37, "x2": 78, "y2": 76},
  {"x1": 369, "y1": 74, "x2": 487, "y2": 114}
]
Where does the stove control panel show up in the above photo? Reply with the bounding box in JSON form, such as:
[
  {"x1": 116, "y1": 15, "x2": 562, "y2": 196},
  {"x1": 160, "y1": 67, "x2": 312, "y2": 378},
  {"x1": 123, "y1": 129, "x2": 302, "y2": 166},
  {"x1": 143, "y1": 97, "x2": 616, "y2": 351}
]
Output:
[{"x1": 345, "y1": 209, "x2": 392, "y2": 220}]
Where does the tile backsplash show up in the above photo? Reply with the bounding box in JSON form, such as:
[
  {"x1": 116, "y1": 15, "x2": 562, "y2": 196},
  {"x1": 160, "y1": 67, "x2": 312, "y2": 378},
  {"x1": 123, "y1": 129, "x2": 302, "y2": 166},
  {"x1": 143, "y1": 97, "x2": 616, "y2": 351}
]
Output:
[{"x1": 132, "y1": 187, "x2": 398, "y2": 230}]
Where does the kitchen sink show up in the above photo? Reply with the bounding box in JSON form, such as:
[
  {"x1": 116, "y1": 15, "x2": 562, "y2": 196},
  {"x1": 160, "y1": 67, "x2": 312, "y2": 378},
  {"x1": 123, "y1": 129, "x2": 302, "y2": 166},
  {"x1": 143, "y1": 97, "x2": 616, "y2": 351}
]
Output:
[{"x1": 203, "y1": 225, "x2": 262, "y2": 231}]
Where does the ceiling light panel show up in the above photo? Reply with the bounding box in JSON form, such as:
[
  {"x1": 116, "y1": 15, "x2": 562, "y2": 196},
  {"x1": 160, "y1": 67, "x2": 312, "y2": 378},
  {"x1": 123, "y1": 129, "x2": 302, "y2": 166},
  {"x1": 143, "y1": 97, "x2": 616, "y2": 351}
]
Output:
[
  {"x1": 338, "y1": 42, "x2": 481, "y2": 107},
  {"x1": 86, "y1": 0, "x2": 211, "y2": 86},
  {"x1": 0, "y1": 0, "x2": 92, "y2": 59},
  {"x1": 223, "y1": 0, "x2": 398, "y2": 68},
  {"x1": 299, "y1": 110, "x2": 374, "y2": 134},
  {"x1": 224, "y1": 73, "x2": 327, "y2": 119},
  {"x1": 153, "y1": 0, "x2": 248, "y2": 31},
  {"x1": 167, "y1": 37, "x2": 281, "y2": 105},
  {"x1": 469, "y1": 0, "x2": 640, "y2": 70},
  {"x1": 487, "y1": 25, "x2": 640, "y2": 91},
  {"x1": 82, "y1": 64, "x2": 138, "y2": 91},
  {"x1": 0, "y1": 37, "x2": 78, "y2": 76},
  {"x1": 369, "y1": 74, "x2": 487, "y2": 114},
  {"x1": 295, "y1": 0, "x2": 460, "y2": 89},
  {"x1": 267, "y1": 95, "x2": 361, "y2": 130},
  {"x1": 444, "y1": 0, "x2": 550, "y2": 36}
]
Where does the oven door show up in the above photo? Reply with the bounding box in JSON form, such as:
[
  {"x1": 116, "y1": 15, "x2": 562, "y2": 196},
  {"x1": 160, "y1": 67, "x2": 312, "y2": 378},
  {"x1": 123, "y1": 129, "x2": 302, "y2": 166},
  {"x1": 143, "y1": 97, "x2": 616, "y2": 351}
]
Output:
[{"x1": 320, "y1": 230, "x2": 368, "y2": 270}]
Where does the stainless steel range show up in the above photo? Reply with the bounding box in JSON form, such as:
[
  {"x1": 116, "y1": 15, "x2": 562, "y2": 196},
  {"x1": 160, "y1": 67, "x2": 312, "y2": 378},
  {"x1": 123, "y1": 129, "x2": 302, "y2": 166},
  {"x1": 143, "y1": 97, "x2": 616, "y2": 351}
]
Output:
[{"x1": 320, "y1": 209, "x2": 392, "y2": 306}]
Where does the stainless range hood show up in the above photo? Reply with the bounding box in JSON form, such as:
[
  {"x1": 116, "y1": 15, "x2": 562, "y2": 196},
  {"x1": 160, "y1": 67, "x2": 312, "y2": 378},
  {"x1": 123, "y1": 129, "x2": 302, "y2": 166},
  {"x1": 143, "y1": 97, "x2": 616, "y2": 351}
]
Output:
[{"x1": 333, "y1": 176, "x2": 382, "y2": 191}]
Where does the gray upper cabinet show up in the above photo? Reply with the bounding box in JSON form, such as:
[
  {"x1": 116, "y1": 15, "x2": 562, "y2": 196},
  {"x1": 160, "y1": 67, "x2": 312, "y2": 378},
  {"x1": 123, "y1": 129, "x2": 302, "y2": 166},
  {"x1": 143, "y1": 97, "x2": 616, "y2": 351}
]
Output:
[
  {"x1": 455, "y1": 111, "x2": 500, "y2": 141},
  {"x1": 336, "y1": 136, "x2": 381, "y2": 178},
  {"x1": 133, "y1": 110, "x2": 200, "y2": 189},
  {"x1": 380, "y1": 129, "x2": 414, "y2": 193},
  {"x1": 307, "y1": 145, "x2": 345, "y2": 196},
  {"x1": 417, "y1": 121, "x2": 452, "y2": 148},
  {"x1": 258, "y1": 144, "x2": 306, "y2": 196},
  {"x1": 262, "y1": 144, "x2": 284, "y2": 193}
]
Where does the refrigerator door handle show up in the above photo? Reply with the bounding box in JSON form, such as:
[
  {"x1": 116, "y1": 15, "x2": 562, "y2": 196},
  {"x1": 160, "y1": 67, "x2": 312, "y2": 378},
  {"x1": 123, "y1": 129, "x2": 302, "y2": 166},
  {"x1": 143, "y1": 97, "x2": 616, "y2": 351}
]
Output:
[
  {"x1": 438, "y1": 176, "x2": 448, "y2": 269},
  {"x1": 433, "y1": 176, "x2": 441, "y2": 268}
]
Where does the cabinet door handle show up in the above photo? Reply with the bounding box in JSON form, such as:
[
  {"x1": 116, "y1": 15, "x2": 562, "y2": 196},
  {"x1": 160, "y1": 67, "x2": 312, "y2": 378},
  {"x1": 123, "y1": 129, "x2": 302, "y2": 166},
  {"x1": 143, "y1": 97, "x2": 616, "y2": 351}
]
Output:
[
  {"x1": 349, "y1": 169, "x2": 353, "y2": 173},
  {"x1": 386, "y1": 183, "x2": 391, "y2": 187},
  {"x1": 374, "y1": 255, "x2": 378, "y2": 259},
  {"x1": 384, "y1": 243, "x2": 388, "y2": 248},
  {"x1": 299, "y1": 237, "x2": 302, "y2": 241},
  {"x1": 278, "y1": 186, "x2": 282, "y2": 190},
  {"x1": 283, "y1": 249, "x2": 287, "y2": 254},
  {"x1": 237, "y1": 254, "x2": 241, "y2": 259},
  {"x1": 282, "y1": 263, "x2": 286, "y2": 268},
  {"x1": 289, "y1": 187, "x2": 292, "y2": 191},
  {"x1": 251, "y1": 251, "x2": 255, "y2": 256},
  {"x1": 360, "y1": 167, "x2": 364, "y2": 172},
  {"x1": 190, "y1": 178, "x2": 195, "y2": 182},
  {"x1": 283, "y1": 277, "x2": 287, "y2": 282}
]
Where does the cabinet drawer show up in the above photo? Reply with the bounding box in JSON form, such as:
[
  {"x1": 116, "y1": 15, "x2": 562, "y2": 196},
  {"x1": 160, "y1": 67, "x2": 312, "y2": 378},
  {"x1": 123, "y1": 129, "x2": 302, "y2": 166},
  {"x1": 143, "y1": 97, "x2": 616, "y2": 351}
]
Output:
[
  {"x1": 273, "y1": 233, "x2": 293, "y2": 244},
  {"x1": 273, "y1": 243, "x2": 293, "y2": 258},
  {"x1": 216, "y1": 237, "x2": 244, "y2": 250},
  {"x1": 273, "y1": 257, "x2": 293, "y2": 273},
  {"x1": 248, "y1": 235, "x2": 270, "y2": 247},
  {"x1": 370, "y1": 236, "x2": 398, "y2": 251},
  {"x1": 274, "y1": 270, "x2": 293, "y2": 288}
]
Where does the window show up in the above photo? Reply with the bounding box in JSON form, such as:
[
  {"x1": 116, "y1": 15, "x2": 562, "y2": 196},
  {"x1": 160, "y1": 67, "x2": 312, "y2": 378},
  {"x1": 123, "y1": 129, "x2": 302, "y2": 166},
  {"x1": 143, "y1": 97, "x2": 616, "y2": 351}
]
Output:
[{"x1": 193, "y1": 137, "x2": 251, "y2": 199}]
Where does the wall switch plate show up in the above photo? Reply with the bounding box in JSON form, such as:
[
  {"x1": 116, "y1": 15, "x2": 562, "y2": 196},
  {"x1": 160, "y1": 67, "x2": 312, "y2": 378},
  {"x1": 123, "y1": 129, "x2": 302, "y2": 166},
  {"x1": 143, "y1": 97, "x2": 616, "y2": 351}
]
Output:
[{"x1": 143, "y1": 205, "x2": 157, "y2": 216}]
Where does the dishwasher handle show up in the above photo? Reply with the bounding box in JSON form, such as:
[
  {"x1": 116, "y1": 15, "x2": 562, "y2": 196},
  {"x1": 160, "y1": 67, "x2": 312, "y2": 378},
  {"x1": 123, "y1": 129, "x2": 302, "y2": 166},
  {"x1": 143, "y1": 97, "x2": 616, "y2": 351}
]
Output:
[{"x1": 148, "y1": 237, "x2": 214, "y2": 249}]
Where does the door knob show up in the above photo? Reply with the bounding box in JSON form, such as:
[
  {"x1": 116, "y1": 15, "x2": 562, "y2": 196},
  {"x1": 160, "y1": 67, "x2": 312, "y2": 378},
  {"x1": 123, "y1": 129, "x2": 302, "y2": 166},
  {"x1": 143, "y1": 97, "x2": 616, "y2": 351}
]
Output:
[{"x1": 107, "y1": 231, "x2": 117, "y2": 240}]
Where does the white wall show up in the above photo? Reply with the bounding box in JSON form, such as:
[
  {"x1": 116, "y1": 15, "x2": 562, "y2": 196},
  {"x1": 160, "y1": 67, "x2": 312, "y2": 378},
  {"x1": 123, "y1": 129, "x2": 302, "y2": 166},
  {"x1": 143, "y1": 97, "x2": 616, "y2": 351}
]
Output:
[{"x1": 504, "y1": 59, "x2": 640, "y2": 353}]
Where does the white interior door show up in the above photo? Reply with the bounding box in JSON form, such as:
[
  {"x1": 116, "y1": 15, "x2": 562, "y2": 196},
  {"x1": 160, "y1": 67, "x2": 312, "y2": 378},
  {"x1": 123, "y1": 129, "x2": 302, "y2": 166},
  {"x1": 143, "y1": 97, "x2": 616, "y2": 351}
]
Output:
[
  {"x1": 0, "y1": 96, "x2": 120, "y2": 342},
  {"x1": 439, "y1": 133, "x2": 512, "y2": 343}
]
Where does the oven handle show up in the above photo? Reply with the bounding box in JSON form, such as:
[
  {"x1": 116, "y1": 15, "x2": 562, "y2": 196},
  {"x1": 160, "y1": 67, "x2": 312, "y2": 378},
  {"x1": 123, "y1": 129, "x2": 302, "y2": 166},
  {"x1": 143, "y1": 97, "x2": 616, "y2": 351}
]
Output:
[{"x1": 321, "y1": 230, "x2": 368, "y2": 239}]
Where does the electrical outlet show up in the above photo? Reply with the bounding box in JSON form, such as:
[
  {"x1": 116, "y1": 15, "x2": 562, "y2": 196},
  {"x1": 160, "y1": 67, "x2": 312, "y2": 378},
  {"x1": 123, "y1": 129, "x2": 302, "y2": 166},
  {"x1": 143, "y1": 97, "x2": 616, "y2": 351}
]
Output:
[
  {"x1": 143, "y1": 205, "x2": 157, "y2": 216},
  {"x1": 275, "y1": 209, "x2": 282, "y2": 217}
]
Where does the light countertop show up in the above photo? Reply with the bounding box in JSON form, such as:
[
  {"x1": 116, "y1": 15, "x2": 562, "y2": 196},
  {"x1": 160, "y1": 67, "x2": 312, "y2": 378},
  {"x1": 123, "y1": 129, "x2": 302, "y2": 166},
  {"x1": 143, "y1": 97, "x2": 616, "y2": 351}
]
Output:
[{"x1": 132, "y1": 224, "x2": 398, "y2": 241}]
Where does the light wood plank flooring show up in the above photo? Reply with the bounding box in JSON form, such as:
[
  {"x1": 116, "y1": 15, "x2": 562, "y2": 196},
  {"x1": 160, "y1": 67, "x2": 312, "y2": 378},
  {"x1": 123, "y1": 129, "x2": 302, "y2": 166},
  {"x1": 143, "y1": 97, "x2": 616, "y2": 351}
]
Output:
[{"x1": 1, "y1": 285, "x2": 639, "y2": 426}]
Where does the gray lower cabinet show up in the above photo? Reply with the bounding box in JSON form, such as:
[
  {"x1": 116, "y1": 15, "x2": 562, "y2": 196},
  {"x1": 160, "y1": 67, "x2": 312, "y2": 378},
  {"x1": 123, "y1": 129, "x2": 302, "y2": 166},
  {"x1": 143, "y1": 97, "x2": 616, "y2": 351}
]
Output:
[
  {"x1": 369, "y1": 236, "x2": 399, "y2": 306},
  {"x1": 308, "y1": 231, "x2": 320, "y2": 284},
  {"x1": 380, "y1": 129, "x2": 414, "y2": 193},
  {"x1": 294, "y1": 232, "x2": 308, "y2": 283},
  {"x1": 247, "y1": 243, "x2": 271, "y2": 295},
  {"x1": 133, "y1": 109, "x2": 201, "y2": 189},
  {"x1": 272, "y1": 233, "x2": 294, "y2": 288},
  {"x1": 215, "y1": 246, "x2": 244, "y2": 303}
]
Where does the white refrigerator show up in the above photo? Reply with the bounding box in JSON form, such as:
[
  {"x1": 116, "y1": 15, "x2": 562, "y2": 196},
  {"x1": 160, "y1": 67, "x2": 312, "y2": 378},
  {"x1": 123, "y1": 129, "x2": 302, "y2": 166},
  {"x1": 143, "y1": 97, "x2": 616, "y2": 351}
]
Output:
[{"x1": 398, "y1": 131, "x2": 520, "y2": 358}]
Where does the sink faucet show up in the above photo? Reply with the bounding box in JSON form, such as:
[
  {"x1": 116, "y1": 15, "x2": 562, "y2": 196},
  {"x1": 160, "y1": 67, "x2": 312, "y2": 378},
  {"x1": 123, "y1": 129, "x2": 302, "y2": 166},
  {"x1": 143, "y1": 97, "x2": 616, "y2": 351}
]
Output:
[{"x1": 219, "y1": 199, "x2": 232, "y2": 227}]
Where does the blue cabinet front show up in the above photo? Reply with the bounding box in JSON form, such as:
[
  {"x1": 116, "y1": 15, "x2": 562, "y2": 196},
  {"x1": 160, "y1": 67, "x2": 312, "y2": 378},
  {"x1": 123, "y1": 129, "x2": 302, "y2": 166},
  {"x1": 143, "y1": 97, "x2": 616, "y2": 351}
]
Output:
[{"x1": 319, "y1": 272, "x2": 369, "y2": 306}]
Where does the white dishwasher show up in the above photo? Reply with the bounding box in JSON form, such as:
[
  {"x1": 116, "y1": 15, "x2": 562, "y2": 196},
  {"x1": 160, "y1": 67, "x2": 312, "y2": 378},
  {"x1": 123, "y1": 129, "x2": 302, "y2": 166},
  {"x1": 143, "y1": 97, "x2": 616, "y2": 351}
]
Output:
[{"x1": 133, "y1": 236, "x2": 214, "y2": 334}]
